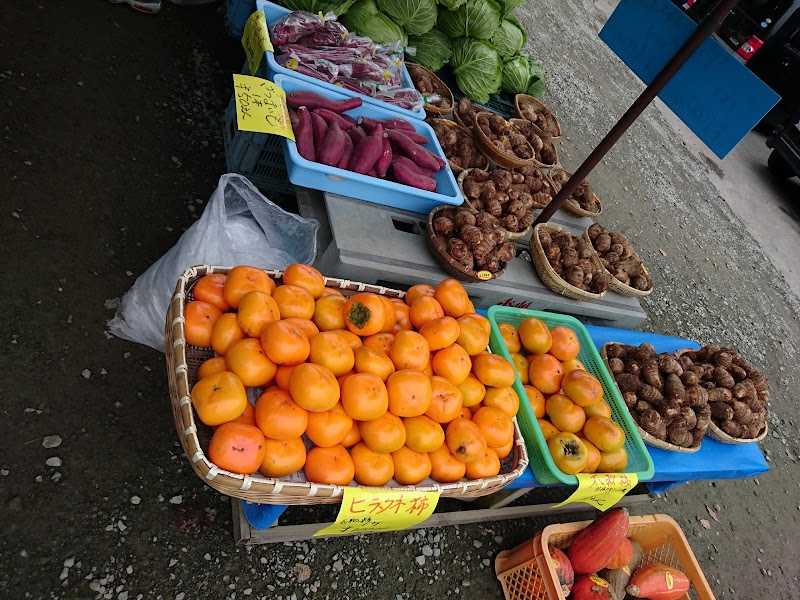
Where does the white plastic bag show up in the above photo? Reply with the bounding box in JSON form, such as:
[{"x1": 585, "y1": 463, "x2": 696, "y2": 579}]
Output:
[{"x1": 107, "y1": 174, "x2": 319, "y2": 351}]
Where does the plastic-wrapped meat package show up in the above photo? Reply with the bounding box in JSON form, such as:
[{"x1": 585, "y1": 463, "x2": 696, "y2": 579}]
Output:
[
  {"x1": 295, "y1": 20, "x2": 349, "y2": 47},
  {"x1": 270, "y1": 11, "x2": 328, "y2": 47},
  {"x1": 276, "y1": 52, "x2": 339, "y2": 83}
]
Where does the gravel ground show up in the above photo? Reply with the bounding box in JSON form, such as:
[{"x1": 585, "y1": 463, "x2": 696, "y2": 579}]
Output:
[{"x1": 1, "y1": 1, "x2": 798, "y2": 599}]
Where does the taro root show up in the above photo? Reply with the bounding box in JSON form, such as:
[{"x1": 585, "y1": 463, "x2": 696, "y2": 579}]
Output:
[
  {"x1": 412, "y1": 72, "x2": 451, "y2": 109},
  {"x1": 586, "y1": 223, "x2": 652, "y2": 291},
  {"x1": 436, "y1": 206, "x2": 515, "y2": 275},
  {"x1": 608, "y1": 357, "x2": 625, "y2": 375},
  {"x1": 638, "y1": 408, "x2": 666, "y2": 440},
  {"x1": 433, "y1": 216, "x2": 455, "y2": 237}
]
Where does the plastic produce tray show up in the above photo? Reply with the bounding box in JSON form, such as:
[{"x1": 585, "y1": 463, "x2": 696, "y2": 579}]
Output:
[
  {"x1": 274, "y1": 74, "x2": 463, "y2": 214},
  {"x1": 487, "y1": 306, "x2": 654, "y2": 486},
  {"x1": 255, "y1": 0, "x2": 426, "y2": 120},
  {"x1": 225, "y1": 0, "x2": 257, "y2": 38}
]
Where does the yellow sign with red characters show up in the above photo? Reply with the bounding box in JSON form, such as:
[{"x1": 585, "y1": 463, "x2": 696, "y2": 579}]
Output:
[
  {"x1": 242, "y1": 10, "x2": 272, "y2": 75},
  {"x1": 232, "y1": 74, "x2": 295, "y2": 139},
  {"x1": 554, "y1": 473, "x2": 638, "y2": 511},
  {"x1": 315, "y1": 488, "x2": 440, "y2": 537}
]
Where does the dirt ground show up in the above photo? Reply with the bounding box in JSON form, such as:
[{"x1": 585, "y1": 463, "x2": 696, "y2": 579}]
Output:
[{"x1": 1, "y1": 1, "x2": 799, "y2": 599}]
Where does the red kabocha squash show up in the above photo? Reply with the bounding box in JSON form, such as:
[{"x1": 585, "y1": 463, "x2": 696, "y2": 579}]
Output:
[
  {"x1": 566, "y1": 507, "x2": 629, "y2": 574},
  {"x1": 605, "y1": 536, "x2": 633, "y2": 569},
  {"x1": 548, "y1": 546, "x2": 575, "y2": 596},
  {"x1": 571, "y1": 575, "x2": 614, "y2": 600},
  {"x1": 626, "y1": 562, "x2": 691, "y2": 600}
]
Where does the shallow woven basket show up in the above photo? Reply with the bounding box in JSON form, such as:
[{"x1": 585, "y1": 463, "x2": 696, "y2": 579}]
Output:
[
  {"x1": 529, "y1": 223, "x2": 606, "y2": 301},
  {"x1": 508, "y1": 119, "x2": 559, "y2": 169},
  {"x1": 472, "y1": 111, "x2": 536, "y2": 169},
  {"x1": 547, "y1": 167, "x2": 603, "y2": 217},
  {"x1": 166, "y1": 265, "x2": 528, "y2": 503},
  {"x1": 406, "y1": 63, "x2": 454, "y2": 117},
  {"x1": 513, "y1": 94, "x2": 562, "y2": 139},
  {"x1": 453, "y1": 101, "x2": 476, "y2": 131},
  {"x1": 601, "y1": 344, "x2": 700, "y2": 453},
  {"x1": 455, "y1": 168, "x2": 531, "y2": 240},
  {"x1": 426, "y1": 205, "x2": 508, "y2": 282},
  {"x1": 583, "y1": 231, "x2": 653, "y2": 298},
  {"x1": 427, "y1": 119, "x2": 489, "y2": 175}
]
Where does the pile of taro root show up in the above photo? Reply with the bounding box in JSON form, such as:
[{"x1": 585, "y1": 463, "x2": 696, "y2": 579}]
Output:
[
  {"x1": 475, "y1": 113, "x2": 533, "y2": 159},
  {"x1": 517, "y1": 99, "x2": 560, "y2": 138},
  {"x1": 410, "y1": 69, "x2": 451, "y2": 111},
  {"x1": 456, "y1": 98, "x2": 481, "y2": 130},
  {"x1": 550, "y1": 169, "x2": 600, "y2": 214},
  {"x1": 510, "y1": 119, "x2": 557, "y2": 166},
  {"x1": 587, "y1": 223, "x2": 653, "y2": 292},
  {"x1": 460, "y1": 168, "x2": 547, "y2": 233},
  {"x1": 538, "y1": 228, "x2": 611, "y2": 294},
  {"x1": 608, "y1": 342, "x2": 768, "y2": 445},
  {"x1": 427, "y1": 118, "x2": 487, "y2": 171},
  {"x1": 433, "y1": 206, "x2": 517, "y2": 274}
]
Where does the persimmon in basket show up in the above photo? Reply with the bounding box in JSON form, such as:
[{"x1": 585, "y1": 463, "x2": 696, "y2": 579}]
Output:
[{"x1": 188, "y1": 269, "x2": 522, "y2": 487}]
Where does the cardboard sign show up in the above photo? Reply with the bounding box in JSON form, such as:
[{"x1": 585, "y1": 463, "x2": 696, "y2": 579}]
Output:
[
  {"x1": 242, "y1": 10, "x2": 273, "y2": 75},
  {"x1": 554, "y1": 473, "x2": 638, "y2": 511},
  {"x1": 232, "y1": 74, "x2": 295, "y2": 139},
  {"x1": 315, "y1": 488, "x2": 439, "y2": 537}
]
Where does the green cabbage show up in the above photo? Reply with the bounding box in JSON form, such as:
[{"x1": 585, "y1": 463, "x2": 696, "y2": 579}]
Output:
[
  {"x1": 407, "y1": 29, "x2": 453, "y2": 71},
  {"x1": 437, "y1": 0, "x2": 467, "y2": 10},
  {"x1": 437, "y1": 0, "x2": 502, "y2": 40},
  {"x1": 341, "y1": 0, "x2": 407, "y2": 44},
  {"x1": 496, "y1": 0, "x2": 523, "y2": 16},
  {"x1": 450, "y1": 37, "x2": 502, "y2": 103},
  {"x1": 501, "y1": 53, "x2": 531, "y2": 94},
  {"x1": 377, "y1": 0, "x2": 438, "y2": 36},
  {"x1": 490, "y1": 16, "x2": 525, "y2": 59},
  {"x1": 275, "y1": 0, "x2": 355, "y2": 16},
  {"x1": 527, "y1": 57, "x2": 546, "y2": 97}
]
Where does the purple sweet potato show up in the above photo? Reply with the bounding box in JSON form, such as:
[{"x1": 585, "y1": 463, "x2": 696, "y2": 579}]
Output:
[
  {"x1": 318, "y1": 121, "x2": 346, "y2": 167},
  {"x1": 392, "y1": 161, "x2": 437, "y2": 191},
  {"x1": 310, "y1": 111, "x2": 327, "y2": 151},
  {"x1": 348, "y1": 125, "x2": 367, "y2": 145},
  {"x1": 375, "y1": 136, "x2": 392, "y2": 178},
  {"x1": 314, "y1": 108, "x2": 355, "y2": 131},
  {"x1": 336, "y1": 133, "x2": 354, "y2": 170},
  {"x1": 295, "y1": 107, "x2": 315, "y2": 162},
  {"x1": 393, "y1": 129, "x2": 429, "y2": 145},
  {"x1": 380, "y1": 117, "x2": 416, "y2": 132},
  {"x1": 391, "y1": 155, "x2": 437, "y2": 179},
  {"x1": 357, "y1": 117, "x2": 382, "y2": 135},
  {"x1": 289, "y1": 109, "x2": 299, "y2": 129},
  {"x1": 348, "y1": 124, "x2": 384, "y2": 175},
  {"x1": 286, "y1": 91, "x2": 362, "y2": 113},
  {"x1": 387, "y1": 129, "x2": 440, "y2": 172}
]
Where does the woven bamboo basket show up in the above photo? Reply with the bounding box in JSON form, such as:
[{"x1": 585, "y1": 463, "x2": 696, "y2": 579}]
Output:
[
  {"x1": 426, "y1": 118, "x2": 489, "y2": 175},
  {"x1": 508, "y1": 118, "x2": 559, "y2": 169},
  {"x1": 406, "y1": 63, "x2": 454, "y2": 118},
  {"x1": 600, "y1": 344, "x2": 700, "y2": 453},
  {"x1": 513, "y1": 94, "x2": 562, "y2": 139},
  {"x1": 583, "y1": 231, "x2": 653, "y2": 298},
  {"x1": 426, "y1": 205, "x2": 508, "y2": 282},
  {"x1": 166, "y1": 265, "x2": 528, "y2": 504},
  {"x1": 472, "y1": 112, "x2": 536, "y2": 169},
  {"x1": 453, "y1": 100, "x2": 476, "y2": 131},
  {"x1": 455, "y1": 168, "x2": 532, "y2": 240},
  {"x1": 529, "y1": 223, "x2": 606, "y2": 301},
  {"x1": 548, "y1": 168, "x2": 603, "y2": 217}
]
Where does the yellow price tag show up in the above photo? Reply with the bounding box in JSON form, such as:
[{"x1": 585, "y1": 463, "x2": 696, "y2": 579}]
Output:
[
  {"x1": 315, "y1": 488, "x2": 439, "y2": 537},
  {"x1": 553, "y1": 473, "x2": 638, "y2": 512},
  {"x1": 232, "y1": 74, "x2": 295, "y2": 139},
  {"x1": 242, "y1": 10, "x2": 273, "y2": 75}
]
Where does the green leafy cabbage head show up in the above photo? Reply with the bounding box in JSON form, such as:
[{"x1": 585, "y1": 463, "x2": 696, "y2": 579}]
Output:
[
  {"x1": 407, "y1": 29, "x2": 453, "y2": 71},
  {"x1": 450, "y1": 37, "x2": 502, "y2": 103},
  {"x1": 377, "y1": 0, "x2": 438, "y2": 36},
  {"x1": 437, "y1": 0, "x2": 502, "y2": 40}
]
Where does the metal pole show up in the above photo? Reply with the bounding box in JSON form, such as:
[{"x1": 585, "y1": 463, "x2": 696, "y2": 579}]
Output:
[{"x1": 534, "y1": 0, "x2": 740, "y2": 226}]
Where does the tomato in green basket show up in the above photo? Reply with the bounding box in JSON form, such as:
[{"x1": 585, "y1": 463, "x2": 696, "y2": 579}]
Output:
[{"x1": 547, "y1": 432, "x2": 589, "y2": 474}]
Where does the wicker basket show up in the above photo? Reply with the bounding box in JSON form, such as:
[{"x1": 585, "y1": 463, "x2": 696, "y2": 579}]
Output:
[
  {"x1": 406, "y1": 63, "x2": 454, "y2": 118},
  {"x1": 600, "y1": 344, "x2": 700, "y2": 453},
  {"x1": 453, "y1": 100, "x2": 475, "y2": 131},
  {"x1": 166, "y1": 265, "x2": 528, "y2": 503},
  {"x1": 498, "y1": 515, "x2": 715, "y2": 600},
  {"x1": 472, "y1": 111, "x2": 536, "y2": 169},
  {"x1": 513, "y1": 94, "x2": 562, "y2": 139},
  {"x1": 508, "y1": 118, "x2": 559, "y2": 169},
  {"x1": 426, "y1": 205, "x2": 508, "y2": 282},
  {"x1": 529, "y1": 223, "x2": 606, "y2": 301},
  {"x1": 548, "y1": 167, "x2": 603, "y2": 217},
  {"x1": 583, "y1": 231, "x2": 653, "y2": 298},
  {"x1": 426, "y1": 118, "x2": 489, "y2": 175},
  {"x1": 455, "y1": 168, "x2": 531, "y2": 240}
]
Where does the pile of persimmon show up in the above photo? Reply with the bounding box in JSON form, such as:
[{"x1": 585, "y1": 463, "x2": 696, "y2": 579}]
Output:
[
  {"x1": 497, "y1": 317, "x2": 628, "y2": 475},
  {"x1": 185, "y1": 265, "x2": 519, "y2": 487}
]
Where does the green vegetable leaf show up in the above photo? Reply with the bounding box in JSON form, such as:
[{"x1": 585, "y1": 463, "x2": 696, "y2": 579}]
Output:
[
  {"x1": 490, "y1": 16, "x2": 526, "y2": 59},
  {"x1": 501, "y1": 53, "x2": 531, "y2": 94},
  {"x1": 377, "y1": 0, "x2": 438, "y2": 36},
  {"x1": 450, "y1": 37, "x2": 502, "y2": 103},
  {"x1": 437, "y1": 0, "x2": 467, "y2": 10},
  {"x1": 527, "y1": 56, "x2": 546, "y2": 97},
  {"x1": 437, "y1": 0, "x2": 502, "y2": 40},
  {"x1": 275, "y1": 0, "x2": 356, "y2": 16},
  {"x1": 496, "y1": 0, "x2": 523, "y2": 16},
  {"x1": 341, "y1": 0, "x2": 408, "y2": 44},
  {"x1": 407, "y1": 29, "x2": 453, "y2": 71}
]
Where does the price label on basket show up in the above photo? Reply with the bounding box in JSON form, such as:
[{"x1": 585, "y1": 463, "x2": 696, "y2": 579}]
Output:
[
  {"x1": 242, "y1": 10, "x2": 272, "y2": 75},
  {"x1": 232, "y1": 74, "x2": 295, "y2": 139},
  {"x1": 553, "y1": 473, "x2": 638, "y2": 512},
  {"x1": 314, "y1": 488, "x2": 440, "y2": 537}
]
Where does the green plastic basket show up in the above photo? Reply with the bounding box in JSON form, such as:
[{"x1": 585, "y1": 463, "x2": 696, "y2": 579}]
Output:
[{"x1": 487, "y1": 306, "x2": 655, "y2": 486}]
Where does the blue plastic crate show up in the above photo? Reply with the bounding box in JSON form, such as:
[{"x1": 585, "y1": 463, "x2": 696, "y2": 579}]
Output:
[
  {"x1": 224, "y1": 0, "x2": 257, "y2": 38},
  {"x1": 223, "y1": 95, "x2": 295, "y2": 196},
  {"x1": 255, "y1": 0, "x2": 426, "y2": 121},
  {"x1": 275, "y1": 74, "x2": 463, "y2": 214}
]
